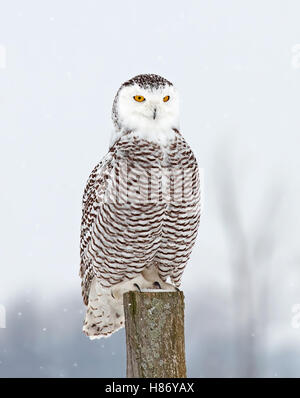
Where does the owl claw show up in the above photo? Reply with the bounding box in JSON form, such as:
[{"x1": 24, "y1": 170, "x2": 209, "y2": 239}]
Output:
[
  {"x1": 153, "y1": 281, "x2": 161, "y2": 289},
  {"x1": 133, "y1": 283, "x2": 141, "y2": 292}
]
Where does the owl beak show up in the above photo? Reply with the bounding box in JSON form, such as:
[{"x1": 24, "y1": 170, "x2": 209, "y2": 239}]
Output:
[{"x1": 153, "y1": 107, "x2": 157, "y2": 120}]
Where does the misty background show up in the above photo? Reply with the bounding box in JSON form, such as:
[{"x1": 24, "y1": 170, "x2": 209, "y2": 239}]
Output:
[{"x1": 0, "y1": 0, "x2": 300, "y2": 377}]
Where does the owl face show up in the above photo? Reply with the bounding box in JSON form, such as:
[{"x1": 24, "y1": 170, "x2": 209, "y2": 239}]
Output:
[{"x1": 112, "y1": 74, "x2": 179, "y2": 134}]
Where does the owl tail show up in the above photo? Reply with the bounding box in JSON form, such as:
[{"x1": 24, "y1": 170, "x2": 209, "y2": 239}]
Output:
[{"x1": 82, "y1": 278, "x2": 125, "y2": 339}]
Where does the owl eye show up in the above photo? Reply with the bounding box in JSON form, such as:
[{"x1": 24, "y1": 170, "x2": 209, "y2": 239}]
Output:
[
  {"x1": 163, "y1": 95, "x2": 170, "y2": 102},
  {"x1": 133, "y1": 95, "x2": 145, "y2": 102}
]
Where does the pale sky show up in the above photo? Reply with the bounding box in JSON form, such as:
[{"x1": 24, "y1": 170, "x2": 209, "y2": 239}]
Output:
[{"x1": 0, "y1": 0, "x2": 299, "y2": 323}]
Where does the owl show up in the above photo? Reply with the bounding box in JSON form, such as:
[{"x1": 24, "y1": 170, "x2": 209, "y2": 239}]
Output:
[{"x1": 80, "y1": 74, "x2": 201, "y2": 339}]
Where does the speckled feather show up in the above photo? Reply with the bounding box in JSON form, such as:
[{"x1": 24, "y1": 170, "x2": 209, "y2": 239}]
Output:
[{"x1": 80, "y1": 74, "x2": 201, "y2": 338}]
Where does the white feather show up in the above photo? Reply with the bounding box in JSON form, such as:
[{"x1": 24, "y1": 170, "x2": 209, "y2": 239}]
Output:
[{"x1": 110, "y1": 83, "x2": 179, "y2": 147}]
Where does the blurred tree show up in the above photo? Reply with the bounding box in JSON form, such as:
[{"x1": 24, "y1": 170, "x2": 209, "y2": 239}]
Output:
[{"x1": 214, "y1": 143, "x2": 283, "y2": 377}]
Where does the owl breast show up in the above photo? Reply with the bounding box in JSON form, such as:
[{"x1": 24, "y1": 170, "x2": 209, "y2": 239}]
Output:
[{"x1": 82, "y1": 130, "x2": 200, "y2": 291}]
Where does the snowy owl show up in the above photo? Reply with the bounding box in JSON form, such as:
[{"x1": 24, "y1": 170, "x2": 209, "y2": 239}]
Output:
[{"x1": 80, "y1": 74, "x2": 201, "y2": 339}]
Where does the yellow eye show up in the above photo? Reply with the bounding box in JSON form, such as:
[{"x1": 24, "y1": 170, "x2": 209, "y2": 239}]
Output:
[
  {"x1": 133, "y1": 95, "x2": 145, "y2": 102},
  {"x1": 163, "y1": 95, "x2": 170, "y2": 102}
]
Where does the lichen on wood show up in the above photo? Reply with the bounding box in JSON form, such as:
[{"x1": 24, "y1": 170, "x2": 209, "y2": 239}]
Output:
[{"x1": 124, "y1": 290, "x2": 186, "y2": 378}]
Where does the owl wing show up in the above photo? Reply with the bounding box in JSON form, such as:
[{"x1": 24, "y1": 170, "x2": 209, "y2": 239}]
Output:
[{"x1": 80, "y1": 152, "x2": 113, "y2": 305}]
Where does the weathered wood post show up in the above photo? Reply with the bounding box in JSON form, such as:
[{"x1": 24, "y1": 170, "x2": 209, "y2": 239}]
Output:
[{"x1": 123, "y1": 290, "x2": 186, "y2": 378}]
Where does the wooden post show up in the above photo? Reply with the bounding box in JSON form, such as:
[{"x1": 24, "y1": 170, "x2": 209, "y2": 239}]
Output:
[{"x1": 123, "y1": 290, "x2": 186, "y2": 378}]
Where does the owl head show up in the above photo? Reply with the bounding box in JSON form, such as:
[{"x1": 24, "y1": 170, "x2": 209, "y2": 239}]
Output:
[{"x1": 112, "y1": 74, "x2": 179, "y2": 135}]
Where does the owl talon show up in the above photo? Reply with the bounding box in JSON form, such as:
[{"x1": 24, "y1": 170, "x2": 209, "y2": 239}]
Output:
[
  {"x1": 153, "y1": 281, "x2": 161, "y2": 289},
  {"x1": 133, "y1": 283, "x2": 141, "y2": 292}
]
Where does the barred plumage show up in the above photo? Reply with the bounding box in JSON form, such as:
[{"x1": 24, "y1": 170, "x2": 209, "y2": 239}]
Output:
[{"x1": 80, "y1": 74, "x2": 201, "y2": 338}]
